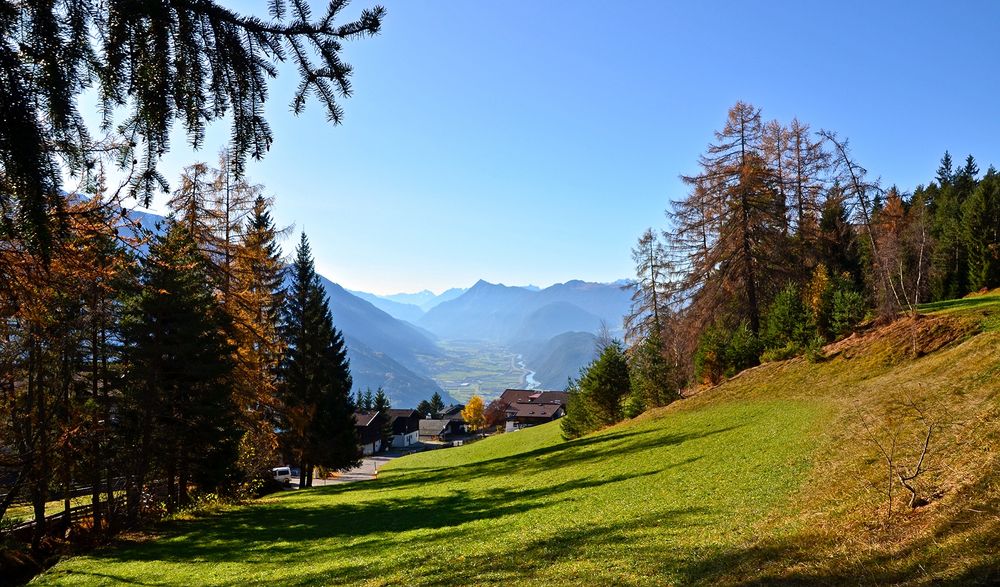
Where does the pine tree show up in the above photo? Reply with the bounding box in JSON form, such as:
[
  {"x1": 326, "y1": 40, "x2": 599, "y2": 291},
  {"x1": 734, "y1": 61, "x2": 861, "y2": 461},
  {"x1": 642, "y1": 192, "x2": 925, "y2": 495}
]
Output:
[
  {"x1": 373, "y1": 387, "x2": 393, "y2": 451},
  {"x1": 122, "y1": 221, "x2": 239, "y2": 512},
  {"x1": 963, "y1": 168, "x2": 1000, "y2": 290},
  {"x1": 279, "y1": 233, "x2": 359, "y2": 488}
]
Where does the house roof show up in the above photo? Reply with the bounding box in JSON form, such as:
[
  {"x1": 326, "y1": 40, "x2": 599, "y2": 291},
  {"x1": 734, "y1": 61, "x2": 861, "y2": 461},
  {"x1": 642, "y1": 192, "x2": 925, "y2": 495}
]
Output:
[
  {"x1": 387, "y1": 408, "x2": 420, "y2": 421},
  {"x1": 499, "y1": 389, "x2": 569, "y2": 406},
  {"x1": 505, "y1": 402, "x2": 564, "y2": 420},
  {"x1": 441, "y1": 404, "x2": 465, "y2": 418},
  {"x1": 418, "y1": 419, "x2": 451, "y2": 435},
  {"x1": 499, "y1": 389, "x2": 568, "y2": 421},
  {"x1": 353, "y1": 410, "x2": 381, "y2": 428}
]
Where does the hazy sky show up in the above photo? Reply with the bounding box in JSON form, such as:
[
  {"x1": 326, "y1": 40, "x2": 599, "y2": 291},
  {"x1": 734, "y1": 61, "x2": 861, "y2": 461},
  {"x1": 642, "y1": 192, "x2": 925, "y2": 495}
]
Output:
[{"x1": 103, "y1": 0, "x2": 1000, "y2": 295}]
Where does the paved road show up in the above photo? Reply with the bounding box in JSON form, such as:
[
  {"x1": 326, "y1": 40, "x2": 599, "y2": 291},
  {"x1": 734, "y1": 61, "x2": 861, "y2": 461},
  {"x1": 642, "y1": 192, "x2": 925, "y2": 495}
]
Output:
[{"x1": 289, "y1": 454, "x2": 399, "y2": 487}]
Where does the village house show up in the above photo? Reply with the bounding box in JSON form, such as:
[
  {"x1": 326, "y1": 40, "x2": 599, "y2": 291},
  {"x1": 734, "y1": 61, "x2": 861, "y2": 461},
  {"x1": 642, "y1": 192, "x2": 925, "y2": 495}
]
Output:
[
  {"x1": 418, "y1": 418, "x2": 465, "y2": 442},
  {"x1": 498, "y1": 389, "x2": 569, "y2": 432},
  {"x1": 388, "y1": 408, "x2": 421, "y2": 448},
  {"x1": 354, "y1": 410, "x2": 386, "y2": 455}
]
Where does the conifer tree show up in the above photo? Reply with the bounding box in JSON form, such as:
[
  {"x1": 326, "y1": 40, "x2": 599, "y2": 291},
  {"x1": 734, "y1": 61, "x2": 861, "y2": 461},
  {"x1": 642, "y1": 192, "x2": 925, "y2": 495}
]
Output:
[
  {"x1": 625, "y1": 228, "x2": 670, "y2": 344},
  {"x1": 279, "y1": 233, "x2": 359, "y2": 488},
  {"x1": 673, "y1": 102, "x2": 786, "y2": 336},
  {"x1": 628, "y1": 328, "x2": 680, "y2": 410},
  {"x1": 430, "y1": 392, "x2": 446, "y2": 417},
  {"x1": 560, "y1": 341, "x2": 631, "y2": 438},
  {"x1": 963, "y1": 168, "x2": 1000, "y2": 291},
  {"x1": 930, "y1": 155, "x2": 978, "y2": 300},
  {"x1": 2, "y1": 0, "x2": 384, "y2": 259},
  {"x1": 230, "y1": 195, "x2": 287, "y2": 487},
  {"x1": 373, "y1": 387, "x2": 393, "y2": 450},
  {"x1": 122, "y1": 221, "x2": 239, "y2": 512}
]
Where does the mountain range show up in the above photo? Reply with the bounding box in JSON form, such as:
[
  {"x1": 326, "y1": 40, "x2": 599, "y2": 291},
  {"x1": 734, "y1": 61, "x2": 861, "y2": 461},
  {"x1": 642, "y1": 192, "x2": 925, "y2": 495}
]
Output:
[{"x1": 416, "y1": 279, "x2": 630, "y2": 344}]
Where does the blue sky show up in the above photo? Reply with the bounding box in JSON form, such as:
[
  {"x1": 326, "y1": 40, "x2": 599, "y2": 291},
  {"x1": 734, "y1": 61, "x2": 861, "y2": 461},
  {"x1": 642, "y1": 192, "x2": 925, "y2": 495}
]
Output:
[{"x1": 114, "y1": 0, "x2": 1000, "y2": 295}]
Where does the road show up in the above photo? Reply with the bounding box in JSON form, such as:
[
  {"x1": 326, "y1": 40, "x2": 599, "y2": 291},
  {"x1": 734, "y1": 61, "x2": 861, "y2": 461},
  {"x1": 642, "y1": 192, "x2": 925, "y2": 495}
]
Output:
[{"x1": 288, "y1": 453, "x2": 399, "y2": 487}]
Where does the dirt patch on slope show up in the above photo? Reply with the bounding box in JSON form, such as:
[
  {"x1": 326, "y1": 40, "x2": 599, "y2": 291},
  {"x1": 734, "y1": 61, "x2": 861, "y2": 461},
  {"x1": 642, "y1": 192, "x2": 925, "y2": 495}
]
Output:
[{"x1": 824, "y1": 313, "x2": 978, "y2": 365}]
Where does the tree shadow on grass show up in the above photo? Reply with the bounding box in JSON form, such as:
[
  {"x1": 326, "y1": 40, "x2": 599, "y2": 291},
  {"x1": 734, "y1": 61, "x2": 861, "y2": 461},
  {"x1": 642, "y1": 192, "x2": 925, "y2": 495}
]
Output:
[
  {"x1": 79, "y1": 468, "x2": 672, "y2": 567},
  {"x1": 379, "y1": 424, "x2": 741, "y2": 491}
]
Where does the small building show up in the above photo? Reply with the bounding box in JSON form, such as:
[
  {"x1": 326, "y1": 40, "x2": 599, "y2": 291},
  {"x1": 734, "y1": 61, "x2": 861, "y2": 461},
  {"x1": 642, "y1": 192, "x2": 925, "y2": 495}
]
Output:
[
  {"x1": 418, "y1": 418, "x2": 464, "y2": 442},
  {"x1": 354, "y1": 410, "x2": 386, "y2": 455},
  {"x1": 499, "y1": 389, "x2": 569, "y2": 432},
  {"x1": 441, "y1": 404, "x2": 467, "y2": 433},
  {"x1": 388, "y1": 408, "x2": 421, "y2": 448}
]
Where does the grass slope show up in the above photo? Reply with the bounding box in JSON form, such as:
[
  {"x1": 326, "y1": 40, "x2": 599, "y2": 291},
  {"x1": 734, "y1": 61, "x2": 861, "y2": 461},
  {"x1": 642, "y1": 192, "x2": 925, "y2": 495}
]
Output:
[{"x1": 34, "y1": 294, "x2": 1000, "y2": 586}]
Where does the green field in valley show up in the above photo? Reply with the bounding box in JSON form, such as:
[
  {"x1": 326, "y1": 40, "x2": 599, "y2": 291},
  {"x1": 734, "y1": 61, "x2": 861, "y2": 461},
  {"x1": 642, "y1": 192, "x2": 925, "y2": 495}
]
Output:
[{"x1": 419, "y1": 340, "x2": 530, "y2": 403}]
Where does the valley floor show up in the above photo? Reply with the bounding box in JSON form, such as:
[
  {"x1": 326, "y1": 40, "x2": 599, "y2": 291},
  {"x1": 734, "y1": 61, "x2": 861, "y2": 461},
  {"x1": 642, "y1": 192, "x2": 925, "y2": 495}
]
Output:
[{"x1": 33, "y1": 294, "x2": 1000, "y2": 586}]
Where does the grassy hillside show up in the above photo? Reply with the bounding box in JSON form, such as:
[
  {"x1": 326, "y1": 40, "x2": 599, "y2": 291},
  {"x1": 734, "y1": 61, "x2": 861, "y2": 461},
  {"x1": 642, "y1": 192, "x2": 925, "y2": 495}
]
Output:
[{"x1": 34, "y1": 294, "x2": 1000, "y2": 586}]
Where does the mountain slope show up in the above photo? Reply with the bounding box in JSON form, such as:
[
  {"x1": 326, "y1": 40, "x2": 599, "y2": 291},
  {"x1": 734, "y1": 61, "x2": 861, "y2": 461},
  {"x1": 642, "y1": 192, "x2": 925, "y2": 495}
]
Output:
[
  {"x1": 317, "y1": 276, "x2": 441, "y2": 375},
  {"x1": 418, "y1": 280, "x2": 536, "y2": 341},
  {"x1": 343, "y1": 336, "x2": 452, "y2": 408},
  {"x1": 510, "y1": 302, "x2": 602, "y2": 345},
  {"x1": 346, "y1": 289, "x2": 426, "y2": 323},
  {"x1": 520, "y1": 331, "x2": 597, "y2": 389},
  {"x1": 39, "y1": 293, "x2": 1000, "y2": 585}
]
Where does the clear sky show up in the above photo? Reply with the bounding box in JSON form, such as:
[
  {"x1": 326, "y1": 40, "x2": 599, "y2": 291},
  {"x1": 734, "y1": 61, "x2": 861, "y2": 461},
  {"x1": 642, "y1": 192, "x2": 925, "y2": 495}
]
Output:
[{"x1": 114, "y1": 0, "x2": 1000, "y2": 295}]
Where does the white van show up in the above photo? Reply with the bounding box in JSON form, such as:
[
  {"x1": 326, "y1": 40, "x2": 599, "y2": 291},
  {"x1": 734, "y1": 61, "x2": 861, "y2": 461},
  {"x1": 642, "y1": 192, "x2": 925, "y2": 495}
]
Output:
[{"x1": 272, "y1": 466, "x2": 292, "y2": 485}]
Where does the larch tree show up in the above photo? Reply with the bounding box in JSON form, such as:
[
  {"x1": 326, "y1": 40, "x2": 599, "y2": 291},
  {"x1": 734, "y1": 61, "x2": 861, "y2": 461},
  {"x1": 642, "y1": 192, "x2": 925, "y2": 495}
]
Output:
[
  {"x1": 673, "y1": 101, "x2": 786, "y2": 336},
  {"x1": 230, "y1": 194, "x2": 287, "y2": 489},
  {"x1": 625, "y1": 228, "x2": 670, "y2": 344}
]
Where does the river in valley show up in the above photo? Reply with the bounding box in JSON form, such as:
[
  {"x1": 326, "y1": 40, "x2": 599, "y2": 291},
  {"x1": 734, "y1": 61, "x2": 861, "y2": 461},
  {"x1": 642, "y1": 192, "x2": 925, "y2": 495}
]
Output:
[{"x1": 515, "y1": 354, "x2": 540, "y2": 390}]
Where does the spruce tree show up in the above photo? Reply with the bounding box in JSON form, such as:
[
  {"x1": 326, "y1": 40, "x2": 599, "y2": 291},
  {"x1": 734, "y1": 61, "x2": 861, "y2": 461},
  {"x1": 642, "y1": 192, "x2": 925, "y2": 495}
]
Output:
[
  {"x1": 279, "y1": 233, "x2": 359, "y2": 488},
  {"x1": 2, "y1": 1, "x2": 384, "y2": 258},
  {"x1": 963, "y1": 168, "x2": 1000, "y2": 291},
  {"x1": 628, "y1": 328, "x2": 680, "y2": 410},
  {"x1": 429, "y1": 392, "x2": 446, "y2": 417},
  {"x1": 373, "y1": 387, "x2": 393, "y2": 451},
  {"x1": 122, "y1": 221, "x2": 239, "y2": 511}
]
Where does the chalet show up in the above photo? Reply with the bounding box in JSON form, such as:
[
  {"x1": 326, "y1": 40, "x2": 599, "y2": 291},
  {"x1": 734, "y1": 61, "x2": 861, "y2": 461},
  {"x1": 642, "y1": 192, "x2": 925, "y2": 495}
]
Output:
[
  {"x1": 354, "y1": 410, "x2": 386, "y2": 455},
  {"x1": 442, "y1": 404, "x2": 467, "y2": 431},
  {"x1": 499, "y1": 389, "x2": 569, "y2": 432},
  {"x1": 418, "y1": 418, "x2": 464, "y2": 442},
  {"x1": 388, "y1": 409, "x2": 421, "y2": 448}
]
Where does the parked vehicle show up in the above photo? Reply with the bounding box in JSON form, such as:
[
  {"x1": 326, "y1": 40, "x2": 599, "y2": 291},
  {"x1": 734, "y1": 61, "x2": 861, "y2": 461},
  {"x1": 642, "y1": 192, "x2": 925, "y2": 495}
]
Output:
[{"x1": 272, "y1": 466, "x2": 291, "y2": 485}]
